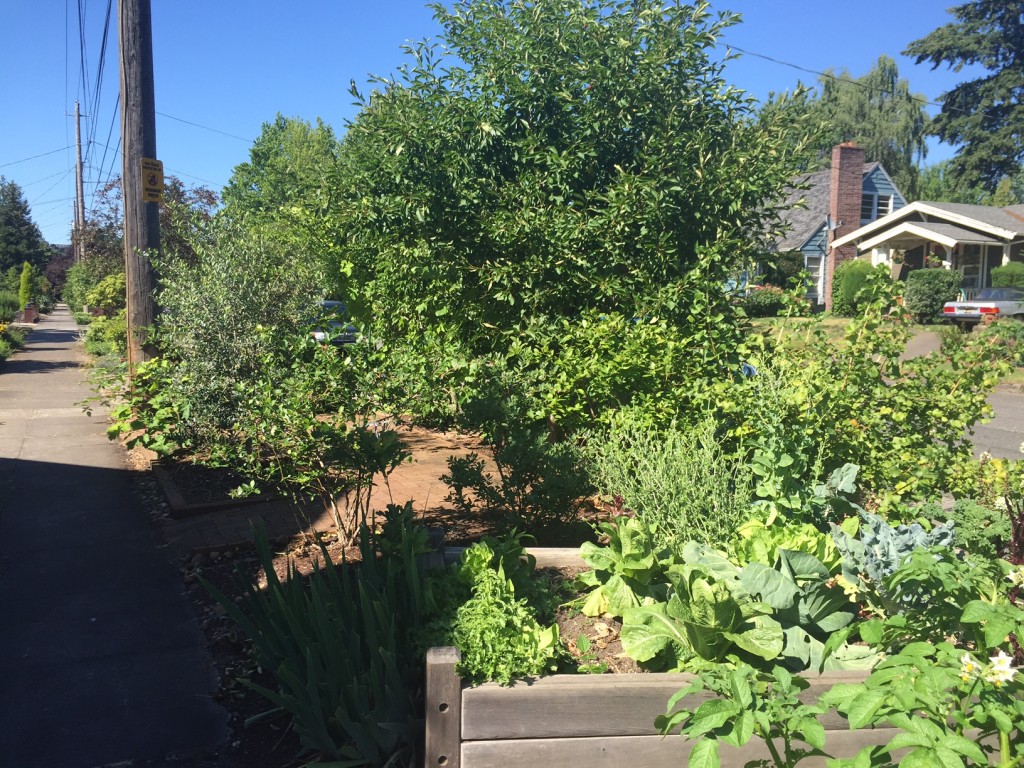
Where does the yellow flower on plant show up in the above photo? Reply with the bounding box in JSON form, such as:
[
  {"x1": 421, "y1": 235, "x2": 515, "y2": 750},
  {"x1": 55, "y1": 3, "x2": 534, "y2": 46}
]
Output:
[
  {"x1": 960, "y1": 652, "x2": 979, "y2": 681},
  {"x1": 1008, "y1": 568, "x2": 1024, "y2": 588}
]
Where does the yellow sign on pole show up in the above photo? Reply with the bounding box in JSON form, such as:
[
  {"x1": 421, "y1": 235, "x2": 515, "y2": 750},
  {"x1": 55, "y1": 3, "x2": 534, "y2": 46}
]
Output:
[{"x1": 141, "y1": 157, "x2": 164, "y2": 202}]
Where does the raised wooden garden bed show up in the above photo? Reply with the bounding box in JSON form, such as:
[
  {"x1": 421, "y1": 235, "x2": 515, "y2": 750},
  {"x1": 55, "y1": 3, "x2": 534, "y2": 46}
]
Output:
[
  {"x1": 424, "y1": 648, "x2": 893, "y2": 768},
  {"x1": 425, "y1": 545, "x2": 895, "y2": 768}
]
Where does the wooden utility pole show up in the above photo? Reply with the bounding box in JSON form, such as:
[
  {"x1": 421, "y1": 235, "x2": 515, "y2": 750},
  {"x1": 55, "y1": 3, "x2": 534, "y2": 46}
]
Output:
[
  {"x1": 118, "y1": 0, "x2": 160, "y2": 368},
  {"x1": 73, "y1": 100, "x2": 86, "y2": 263}
]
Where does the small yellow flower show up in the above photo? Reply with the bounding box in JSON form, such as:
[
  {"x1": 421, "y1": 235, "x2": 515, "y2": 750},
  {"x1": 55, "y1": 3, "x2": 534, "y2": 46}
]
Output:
[
  {"x1": 960, "y1": 652, "x2": 979, "y2": 681},
  {"x1": 1007, "y1": 568, "x2": 1024, "y2": 588}
]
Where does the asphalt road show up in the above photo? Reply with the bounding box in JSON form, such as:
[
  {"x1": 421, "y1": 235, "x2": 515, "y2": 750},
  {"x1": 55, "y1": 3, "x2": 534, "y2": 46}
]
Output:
[{"x1": 973, "y1": 389, "x2": 1024, "y2": 458}]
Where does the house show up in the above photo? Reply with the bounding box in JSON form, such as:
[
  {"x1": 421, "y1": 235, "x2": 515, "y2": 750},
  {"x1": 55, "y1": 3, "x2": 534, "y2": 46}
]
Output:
[
  {"x1": 830, "y1": 199, "x2": 1024, "y2": 299},
  {"x1": 773, "y1": 143, "x2": 906, "y2": 309}
]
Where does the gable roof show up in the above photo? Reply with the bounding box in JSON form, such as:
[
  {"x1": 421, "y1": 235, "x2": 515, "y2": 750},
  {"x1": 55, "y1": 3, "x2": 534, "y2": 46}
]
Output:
[
  {"x1": 774, "y1": 162, "x2": 889, "y2": 252},
  {"x1": 831, "y1": 200, "x2": 1024, "y2": 250}
]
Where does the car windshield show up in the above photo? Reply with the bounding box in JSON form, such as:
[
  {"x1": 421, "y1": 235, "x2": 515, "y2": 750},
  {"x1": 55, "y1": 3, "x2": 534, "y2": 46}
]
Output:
[{"x1": 976, "y1": 288, "x2": 1024, "y2": 301}]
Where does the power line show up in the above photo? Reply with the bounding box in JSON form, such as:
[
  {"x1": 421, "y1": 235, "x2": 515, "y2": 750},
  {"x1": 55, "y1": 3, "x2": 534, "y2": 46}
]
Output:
[
  {"x1": 156, "y1": 111, "x2": 251, "y2": 142},
  {"x1": 0, "y1": 146, "x2": 76, "y2": 169},
  {"x1": 725, "y1": 43, "x2": 1000, "y2": 123}
]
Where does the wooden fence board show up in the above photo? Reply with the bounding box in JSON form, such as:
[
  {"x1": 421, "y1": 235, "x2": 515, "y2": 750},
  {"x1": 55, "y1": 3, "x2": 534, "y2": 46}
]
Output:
[
  {"x1": 461, "y1": 730, "x2": 901, "y2": 768},
  {"x1": 461, "y1": 670, "x2": 875, "y2": 740}
]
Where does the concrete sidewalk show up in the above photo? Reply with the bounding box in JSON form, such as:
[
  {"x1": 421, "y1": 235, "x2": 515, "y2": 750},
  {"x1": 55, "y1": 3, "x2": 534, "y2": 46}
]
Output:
[{"x1": 0, "y1": 306, "x2": 228, "y2": 767}]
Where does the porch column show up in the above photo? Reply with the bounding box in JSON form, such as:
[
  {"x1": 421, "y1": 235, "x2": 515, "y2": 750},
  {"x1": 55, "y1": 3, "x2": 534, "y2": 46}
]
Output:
[
  {"x1": 943, "y1": 245, "x2": 953, "y2": 268},
  {"x1": 1004, "y1": 244, "x2": 1012, "y2": 266}
]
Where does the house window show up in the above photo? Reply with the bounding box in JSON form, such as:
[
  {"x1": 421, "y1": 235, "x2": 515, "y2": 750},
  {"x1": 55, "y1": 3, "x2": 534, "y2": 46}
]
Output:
[{"x1": 860, "y1": 194, "x2": 893, "y2": 224}]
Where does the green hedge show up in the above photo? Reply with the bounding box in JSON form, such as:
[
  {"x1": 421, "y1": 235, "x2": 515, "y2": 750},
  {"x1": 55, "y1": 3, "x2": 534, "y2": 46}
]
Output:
[
  {"x1": 904, "y1": 268, "x2": 962, "y2": 323},
  {"x1": 831, "y1": 259, "x2": 875, "y2": 316},
  {"x1": 991, "y1": 262, "x2": 1024, "y2": 288},
  {"x1": 740, "y1": 286, "x2": 788, "y2": 318}
]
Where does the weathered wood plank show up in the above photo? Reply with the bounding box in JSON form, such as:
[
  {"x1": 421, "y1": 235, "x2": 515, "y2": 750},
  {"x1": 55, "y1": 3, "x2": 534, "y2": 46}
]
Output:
[
  {"x1": 425, "y1": 647, "x2": 462, "y2": 768},
  {"x1": 462, "y1": 730, "x2": 901, "y2": 768},
  {"x1": 461, "y1": 671, "x2": 872, "y2": 740}
]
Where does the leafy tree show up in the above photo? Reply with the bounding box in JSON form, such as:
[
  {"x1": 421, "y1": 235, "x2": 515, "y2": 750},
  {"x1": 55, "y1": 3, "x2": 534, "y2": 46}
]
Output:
[
  {"x1": 0, "y1": 177, "x2": 50, "y2": 273},
  {"x1": 917, "y1": 160, "x2": 988, "y2": 204},
  {"x1": 337, "y1": 0, "x2": 816, "y2": 428},
  {"x1": 222, "y1": 114, "x2": 340, "y2": 217},
  {"x1": 904, "y1": 0, "x2": 1024, "y2": 191},
  {"x1": 809, "y1": 55, "x2": 929, "y2": 199}
]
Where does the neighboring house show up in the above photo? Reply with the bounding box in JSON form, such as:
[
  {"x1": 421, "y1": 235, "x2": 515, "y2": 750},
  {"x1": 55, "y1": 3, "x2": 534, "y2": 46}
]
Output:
[
  {"x1": 830, "y1": 200, "x2": 1024, "y2": 298},
  {"x1": 772, "y1": 143, "x2": 906, "y2": 309}
]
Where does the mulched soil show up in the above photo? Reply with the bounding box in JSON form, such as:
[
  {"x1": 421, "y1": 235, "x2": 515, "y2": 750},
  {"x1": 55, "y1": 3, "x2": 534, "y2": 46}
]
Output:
[{"x1": 123, "y1": 429, "x2": 620, "y2": 768}]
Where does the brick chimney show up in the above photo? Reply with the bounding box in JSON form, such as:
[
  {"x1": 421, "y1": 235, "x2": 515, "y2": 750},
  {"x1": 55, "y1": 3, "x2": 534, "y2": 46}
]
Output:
[{"x1": 824, "y1": 142, "x2": 865, "y2": 312}]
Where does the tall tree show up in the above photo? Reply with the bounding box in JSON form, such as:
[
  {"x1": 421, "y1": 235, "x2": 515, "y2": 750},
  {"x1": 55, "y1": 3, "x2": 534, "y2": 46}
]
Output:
[
  {"x1": 0, "y1": 176, "x2": 51, "y2": 273},
  {"x1": 904, "y1": 0, "x2": 1024, "y2": 191},
  {"x1": 811, "y1": 56, "x2": 929, "y2": 199},
  {"x1": 222, "y1": 114, "x2": 340, "y2": 217}
]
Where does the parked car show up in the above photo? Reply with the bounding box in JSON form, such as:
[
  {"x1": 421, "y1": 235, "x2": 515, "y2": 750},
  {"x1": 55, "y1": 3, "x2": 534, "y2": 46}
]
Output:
[
  {"x1": 942, "y1": 287, "x2": 1024, "y2": 328},
  {"x1": 310, "y1": 300, "x2": 357, "y2": 345}
]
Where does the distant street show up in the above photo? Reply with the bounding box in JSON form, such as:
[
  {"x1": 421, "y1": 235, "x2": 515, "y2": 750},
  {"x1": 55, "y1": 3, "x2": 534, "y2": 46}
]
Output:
[{"x1": 973, "y1": 390, "x2": 1024, "y2": 459}]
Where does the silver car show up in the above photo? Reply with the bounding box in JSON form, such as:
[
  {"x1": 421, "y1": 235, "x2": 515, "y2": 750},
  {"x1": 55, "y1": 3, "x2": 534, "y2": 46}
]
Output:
[{"x1": 942, "y1": 287, "x2": 1024, "y2": 328}]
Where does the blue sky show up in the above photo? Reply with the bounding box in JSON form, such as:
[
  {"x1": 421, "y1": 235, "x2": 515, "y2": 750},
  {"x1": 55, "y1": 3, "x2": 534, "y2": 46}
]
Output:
[{"x1": 0, "y1": 1, "x2": 980, "y2": 244}]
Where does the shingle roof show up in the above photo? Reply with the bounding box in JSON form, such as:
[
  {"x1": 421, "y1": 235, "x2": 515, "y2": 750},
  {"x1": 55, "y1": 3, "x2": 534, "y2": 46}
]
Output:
[
  {"x1": 922, "y1": 202, "x2": 1024, "y2": 234},
  {"x1": 774, "y1": 163, "x2": 879, "y2": 252}
]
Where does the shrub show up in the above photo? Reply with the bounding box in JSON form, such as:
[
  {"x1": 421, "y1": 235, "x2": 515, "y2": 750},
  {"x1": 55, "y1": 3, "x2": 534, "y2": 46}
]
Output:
[
  {"x1": 949, "y1": 498, "x2": 1010, "y2": 560},
  {"x1": 18, "y1": 262, "x2": 32, "y2": 310},
  {"x1": 0, "y1": 291, "x2": 18, "y2": 323},
  {"x1": 831, "y1": 259, "x2": 875, "y2": 316},
  {"x1": 760, "y1": 251, "x2": 805, "y2": 288},
  {"x1": 84, "y1": 272, "x2": 126, "y2": 316},
  {"x1": 443, "y1": 380, "x2": 593, "y2": 537},
  {"x1": 739, "y1": 285, "x2": 788, "y2": 318},
  {"x1": 83, "y1": 310, "x2": 127, "y2": 357},
  {"x1": 991, "y1": 261, "x2": 1024, "y2": 288},
  {"x1": 974, "y1": 317, "x2": 1024, "y2": 367},
  {"x1": 584, "y1": 411, "x2": 754, "y2": 550},
  {"x1": 904, "y1": 268, "x2": 962, "y2": 323}
]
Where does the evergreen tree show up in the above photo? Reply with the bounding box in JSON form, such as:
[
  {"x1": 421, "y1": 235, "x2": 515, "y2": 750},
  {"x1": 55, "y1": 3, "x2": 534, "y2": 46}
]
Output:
[
  {"x1": 904, "y1": 0, "x2": 1024, "y2": 191},
  {"x1": 0, "y1": 177, "x2": 50, "y2": 273}
]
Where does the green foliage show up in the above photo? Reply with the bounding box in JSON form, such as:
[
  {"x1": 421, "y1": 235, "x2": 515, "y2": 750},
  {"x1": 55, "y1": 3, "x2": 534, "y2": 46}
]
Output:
[
  {"x1": 584, "y1": 412, "x2": 754, "y2": 551},
  {"x1": 830, "y1": 511, "x2": 955, "y2": 609},
  {"x1": 63, "y1": 253, "x2": 122, "y2": 313},
  {"x1": 760, "y1": 252, "x2": 806, "y2": 288},
  {"x1": 728, "y1": 275, "x2": 1006, "y2": 500},
  {"x1": 0, "y1": 324, "x2": 25, "y2": 362},
  {"x1": 0, "y1": 177, "x2": 50, "y2": 273},
  {"x1": 992, "y1": 261, "x2": 1024, "y2": 288},
  {"x1": 419, "y1": 535, "x2": 563, "y2": 685},
  {"x1": 740, "y1": 286, "x2": 789, "y2": 318},
  {"x1": 823, "y1": 640, "x2": 1024, "y2": 768},
  {"x1": 0, "y1": 290, "x2": 18, "y2": 323},
  {"x1": 830, "y1": 259, "x2": 875, "y2": 317},
  {"x1": 903, "y1": 267, "x2": 962, "y2": 322},
  {"x1": 18, "y1": 261, "x2": 32, "y2": 310},
  {"x1": 904, "y1": 0, "x2": 1024, "y2": 190},
  {"x1": 443, "y1": 383, "x2": 592, "y2": 535},
  {"x1": 83, "y1": 310, "x2": 127, "y2": 357},
  {"x1": 659, "y1": 665, "x2": 830, "y2": 768},
  {"x1": 216, "y1": 329, "x2": 407, "y2": 544},
  {"x1": 84, "y1": 272, "x2": 126, "y2": 316},
  {"x1": 576, "y1": 515, "x2": 675, "y2": 618},
  {"x1": 808, "y1": 55, "x2": 929, "y2": 198},
  {"x1": 620, "y1": 553, "x2": 783, "y2": 669},
  {"x1": 338, "y1": 0, "x2": 817, "y2": 430},
  {"x1": 102, "y1": 357, "x2": 187, "y2": 456},
  {"x1": 154, "y1": 218, "x2": 328, "y2": 448},
  {"x1": 203, "y1": 516, "x2": 427, "y2": 766},
  {"x1": 949, "y1": 498, "x2": 1012, "y2": 560}
]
